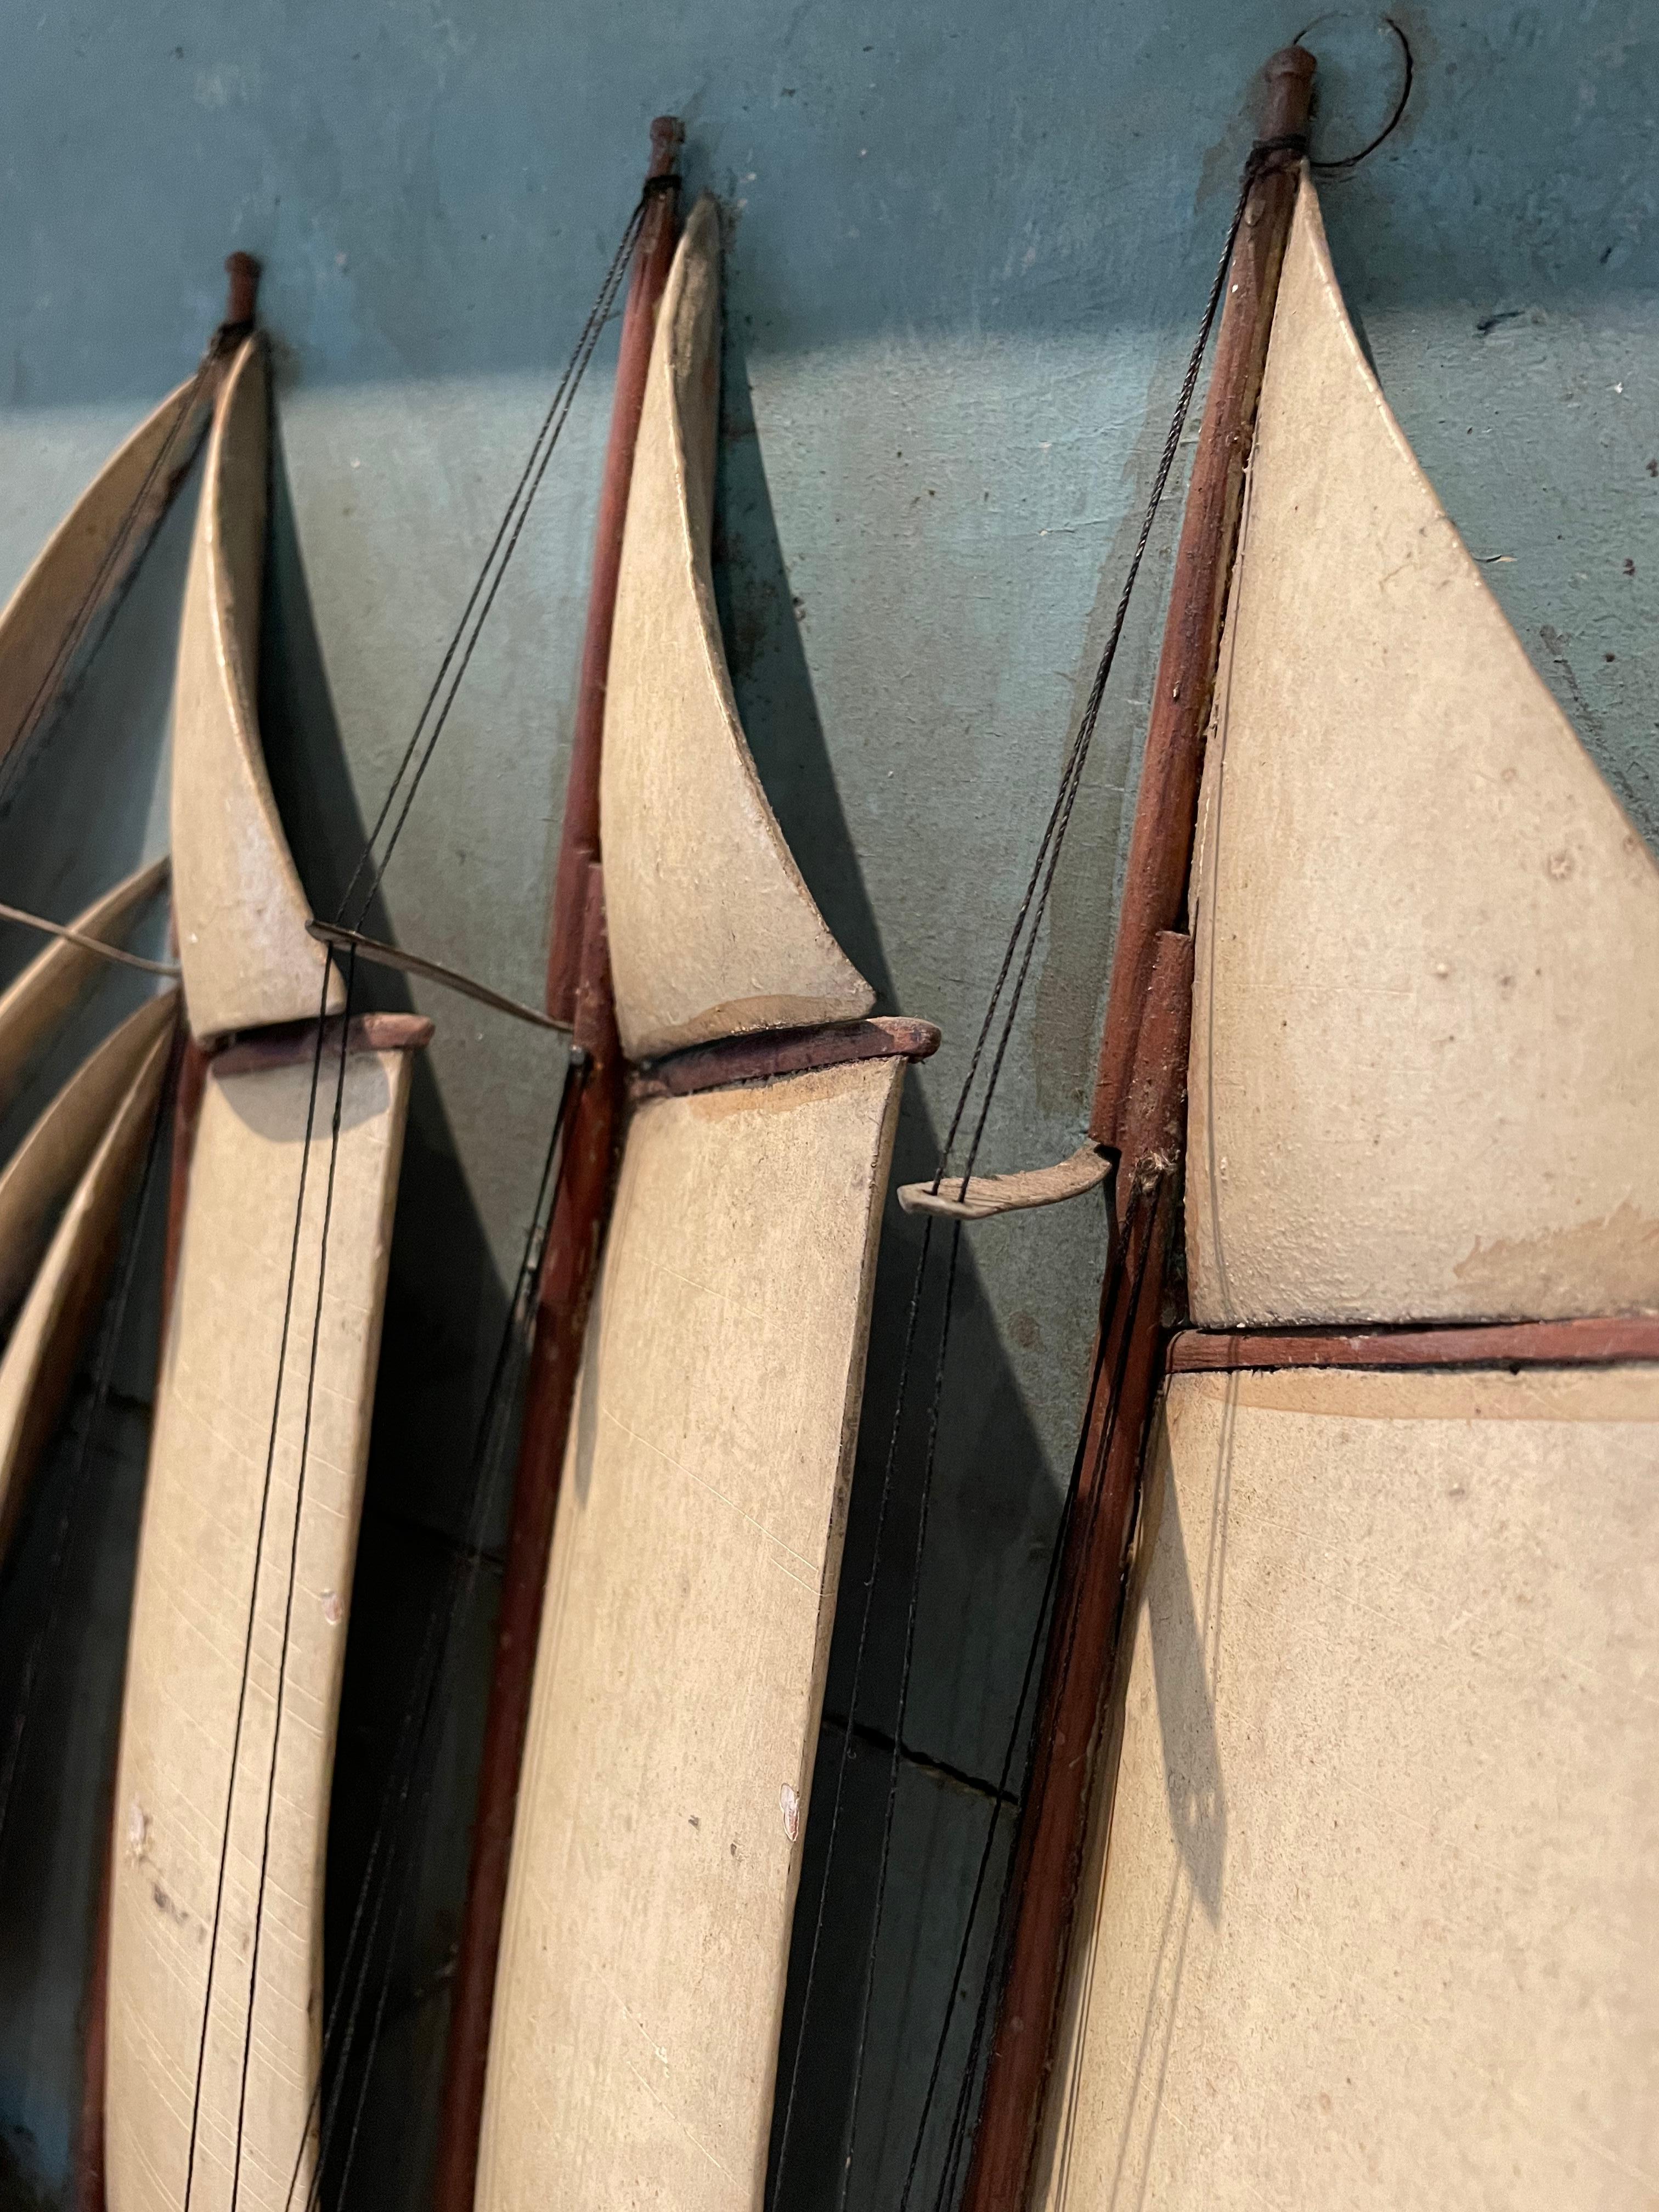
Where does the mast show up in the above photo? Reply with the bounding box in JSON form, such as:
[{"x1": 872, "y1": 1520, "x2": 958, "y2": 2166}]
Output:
[
  {"x1": 432, "y1": 117, "x2": 683, "y2": 2212},
  {"x1": 960, "y1": 46, "x2": 1315, "y2": 2210}
]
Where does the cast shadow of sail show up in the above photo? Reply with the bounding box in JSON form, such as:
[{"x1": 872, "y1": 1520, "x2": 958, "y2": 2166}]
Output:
[
  {"x1": 714, "y1": 340, "x2": 1071, "y2": 2211},
  {"x1": 259, "y1": 416, "x2": 517, "y2": 2212}
]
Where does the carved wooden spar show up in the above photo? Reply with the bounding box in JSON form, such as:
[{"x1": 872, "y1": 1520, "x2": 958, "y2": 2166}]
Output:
[
  {"x1": 934, "y1": 49, "x2": 1659, "y2": 2212},
  {"x1": 102, "y1": 319, "x2": 429, "y2": 2212},
  {"x1": 467, "y1": 195, "x2": 935, "y2": 2210}
]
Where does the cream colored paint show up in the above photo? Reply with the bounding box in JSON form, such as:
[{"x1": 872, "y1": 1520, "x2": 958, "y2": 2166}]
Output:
[
  {"x1": 476, "y1": 1057, "x2": 904, "y2": 2211},
  {"x1": 0, "y1": 1025, "x2": 172, "y2": 1562},
  {"x1": 0, "y1": 989, "x2": 176, "y2": 1323},
  {"x1": 170, "y1": 336, "x2": 341, "y2": 1042},
  {"x1": 600, "y1": 196, "x2": 873, "y2": 1060},
  {"x1": 0, "y1": 375, "x2": 211, "y2": 770},
  {"x1": 0, "y1": 856, "x2": 168, "y2": 1110},
  {"x1": 1187, "y1": 174, "x2": 1659, "y2": 1326},
  {"x1": 1038, "y1": 1363, "x2": 1659, "y2": 2210},
  {"x1": 105, "y1": 1037, "x2": 416, "y2": 2212}
]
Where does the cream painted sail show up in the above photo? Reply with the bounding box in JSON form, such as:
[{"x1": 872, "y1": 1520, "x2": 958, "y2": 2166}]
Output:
[
  {"x1": 106, "y1": 1027, "x2": 421, "y2": 2212},
  {"x1": 1039, "y1": 1365, "x2": 1659, "y2": 2211},
  {"x1": 473, "y1": 194, "x2": 923, "y2": 2210},
  {"x1": 1034, "y1": 168, "x2": 1659, "y2": 2211},
  {"x1": 600, "y1": 195, "x2": 873, "y2": 1060},
  {"x1": 1187, "y1": 176, "x2": 1659, "y2": 1326},
  {"x1": 0, "y1": 1019, "x2": 173, "y2": 1560},
  {"x1": 170, "y1": 335, "x2": 341, "y2": 1041},
  {"x1": 477, "y1": 1059, "x2": 904, "y2": 2211},
  {"x1": 0, "y1": 377, "x2": 215, "y2": 770},
  {"x1": 0, "y1": 989, "x2": 177, "y2": 1323},
  {"x1": 0, "y1": 856, "x2": 168, "y2": 1108}
]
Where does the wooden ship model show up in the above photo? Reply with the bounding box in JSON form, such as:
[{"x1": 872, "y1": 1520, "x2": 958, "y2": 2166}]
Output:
[{"x1": 0, "y1": 48, "x2": 1649, "y2": 2212}]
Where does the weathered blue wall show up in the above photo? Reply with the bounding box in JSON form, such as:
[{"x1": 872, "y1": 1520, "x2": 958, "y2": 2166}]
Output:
[{"x1": 0, "y1": 0, "x2": 1653, "y2": 2203}]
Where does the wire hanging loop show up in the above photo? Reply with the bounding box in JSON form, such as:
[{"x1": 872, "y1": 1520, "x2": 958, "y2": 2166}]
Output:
[{"x1": 1294, "y1": 12, "x2": 1414, "y2": 176}]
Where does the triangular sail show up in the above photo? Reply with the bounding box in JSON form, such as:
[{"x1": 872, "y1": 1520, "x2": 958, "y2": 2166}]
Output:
[
  {"x1": 1036, "y1": 169, "x2": 1659, "y2": 2210},
  {"x1": 475, "y1": 204, "x2": 921, "y2": 2210},
  {"x1": 1187, "y1": 176, "x2": 1659, "y2": 1326},
  {"x1": 170, "y1": 336, "x2": 341, "y2": 1040},
  {"x1": 600, "y1": 194, "x2": 873, "y2": 1060}
]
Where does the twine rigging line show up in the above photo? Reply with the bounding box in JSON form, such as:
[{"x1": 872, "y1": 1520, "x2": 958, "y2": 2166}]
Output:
[
  {"x1": 176, "y1": 179, "x2": 661, "y2": 2210},
  {"x1": 772, "y1": 130, "x2": 1296, "y2": 2212}
]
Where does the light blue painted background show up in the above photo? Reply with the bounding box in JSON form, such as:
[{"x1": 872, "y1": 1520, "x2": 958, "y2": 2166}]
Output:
[{"x1": 0, "y1": 1, "x2": 1653, "y2": 2204}]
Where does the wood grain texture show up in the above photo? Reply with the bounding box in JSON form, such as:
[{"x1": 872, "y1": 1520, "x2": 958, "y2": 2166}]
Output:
[
  {"x1": 545, "y1": 119, "x2": 682, "y2": 1024},
  {"x1": 899, "y1": 1139, "x2": 1113, "y2": 1221},
  {"x1": 600, "y1": 195, "x2": 874, "y2": 1060},
  {"x1": 105, "y1": 1037, "x2": 418, "y2": 2212},
  {"x1": 1087, "y1": 48, "x2": 1313, "y2": 1147},
  {"x1": 1187, "y1": 176, "x2": 1659, "y2": 1325},
  {"x1": 1037, "y1": 1364, "x2": 1659, "y2": 2209},
  {"x1": 635, "y1": 1013, "x2": 939, "y2": 1103},
  {"x1": 0, "y1": 1024, "x2": 172, "y2": 1565},
  {"x1": 171, "y1": 336, "x2": 342, "y2": 1041},
  {"x1": 0, "y1": 990, "x2": 176, "y2": 1324},
  {"x1": 1169, "y1": 1314, "x2": 1659, "y2": 1372},
  {"x1": 0, "y1": 376, "x2": 215, "y2": 772},
  {"x1": 475, "y1": 1057, "x2": 905, "y2": 2211},
  {"x1": 0, "y1": 857, "x2": 169, "y2": 1111}
]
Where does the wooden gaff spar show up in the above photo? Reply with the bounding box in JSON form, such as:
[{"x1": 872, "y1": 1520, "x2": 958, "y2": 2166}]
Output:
[
  {"x1": 459, "y1": 195, "x2": 938, "y2": 2211},
  {"x1": 898, "y1": 42, "x2": 1659, "y2": 2212},
  {"x1": 100, "y1": 299, "x2": 430, "y2": 2212}
]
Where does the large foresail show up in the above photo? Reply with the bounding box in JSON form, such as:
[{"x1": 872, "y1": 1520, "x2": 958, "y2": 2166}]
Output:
[
  {"x1": 601, "y1": 194, "x2": 874, "y2": 1059},
  {"x1": 104, "y1": 319, "x2": 427, "y2": 2212},
  {"x1": 1187, "y1": 175, "x2": 1659, "y2": 1327},
  {"x1": 105, "y1": 1027, "x2": 421, "y2": 2212},
  {"x1": 479, "y1": 1062, "x2": 904, "y2": 2207},
  {"x1": 1036, "y1": 166, "x2": 1659, "y2": 2211},
  {"x1": 473, "y1": 196, "x2": 927, "y2": 2209}
]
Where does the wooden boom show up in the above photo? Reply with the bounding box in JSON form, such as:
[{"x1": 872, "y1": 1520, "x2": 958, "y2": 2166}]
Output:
[
  {"x1": 431, "y1": 119, "x2": 684, "y2": 2212},
  {"x1": 959, "y1": 46, "x2": 1316, "y2": 2211}
]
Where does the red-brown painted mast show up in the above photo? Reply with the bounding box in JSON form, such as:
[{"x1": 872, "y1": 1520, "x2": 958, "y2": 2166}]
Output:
[
  {"x1": 432, "y1": 120, "x2": 682, "y2": 2212},
  {"x1": 74, "y1": 251, "x2": 261, "y2": 2212},
  {"x1": 959, "y1": 48, "x2": 1314, "y2": 2211}
]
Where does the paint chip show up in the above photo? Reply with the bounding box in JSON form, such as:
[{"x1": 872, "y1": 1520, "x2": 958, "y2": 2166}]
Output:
[
  {"x1": 322, "y1": 1589, "x2": 344, "y2": 1626},
  {"x1": 780, "y1": 1784, "x2": 801, "y2": 1842}
]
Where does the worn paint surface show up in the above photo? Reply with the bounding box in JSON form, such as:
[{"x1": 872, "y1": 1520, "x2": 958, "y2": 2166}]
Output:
[{"x1": 0, "y1": 0, "x2": 1654, "y2": 2203}]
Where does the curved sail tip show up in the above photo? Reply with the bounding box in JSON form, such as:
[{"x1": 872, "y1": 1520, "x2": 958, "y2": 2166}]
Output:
[{"x1": 899, "y1": 1141, "x2": 1114, "y2": 1222}]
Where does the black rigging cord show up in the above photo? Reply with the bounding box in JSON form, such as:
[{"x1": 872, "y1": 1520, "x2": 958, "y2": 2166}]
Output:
[
  {"x1": 174, "y1": 177, "x2": 657, "y2": 2212},
  {"x1": 287, "y1": 1069, "x2": 572, "y2": 2212},
  {"x1": 773, "y1": 131, "x2": 1296, "y2": 2211}
]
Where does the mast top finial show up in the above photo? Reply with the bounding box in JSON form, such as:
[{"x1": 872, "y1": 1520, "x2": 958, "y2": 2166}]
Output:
[
  {"x1": 648, "y1": 115, "x2": 684, "y2": 178},
  {"x1": 223, "y1": 251, "x2": 261, "y2": 329},
  {"x1": 1262, "y1": 44, "x2": 1317, "y2": 142}
]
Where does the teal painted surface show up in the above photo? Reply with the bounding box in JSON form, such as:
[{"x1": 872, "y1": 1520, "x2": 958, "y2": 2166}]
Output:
[{"x1": 0, "y1": 1, "x2": 1654, "y2": 2203}]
